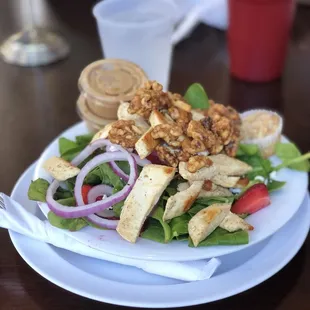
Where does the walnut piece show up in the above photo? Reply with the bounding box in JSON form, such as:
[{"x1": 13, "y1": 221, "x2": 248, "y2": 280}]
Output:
[
  {"x1": 108, "y1": 120, "x2": 141, "y2": 148},
  {"x1": 155, "y1": 145, "x2": 179, "y2": 167},
  {"x1": 187, "y1": 155, "x2": 213, "y2": 173},
  {"x1": 186, "y1": 120, "x2": 223, "y2": 154},
  {"x1": 206, "y1": 102, "x2": 241, "y2": 156},
  {"x1": 151, "y1": 124, "x2": 184, "y2": 147},
  {"x1": 128, "y1": 81, "x2": 171, "y2": 118},
  {"x1": 168, "y1": 106, "x2": 192, "y2": 132}
]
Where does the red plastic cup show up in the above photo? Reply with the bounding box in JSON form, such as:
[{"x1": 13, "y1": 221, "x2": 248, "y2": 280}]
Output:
[{"x1": 228, "y1": 0, "x2": 295, "y2": 82}]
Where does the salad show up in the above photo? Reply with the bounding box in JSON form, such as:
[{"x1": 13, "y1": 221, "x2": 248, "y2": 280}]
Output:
[{"x1": 28, "y1": 81, "x2": 310, "y2": 247}]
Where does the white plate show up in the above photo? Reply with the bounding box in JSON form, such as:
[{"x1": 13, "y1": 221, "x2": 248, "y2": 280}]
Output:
[
  {"x1": 33, "y1": 122, "x2": 308, "y2": 261},
  {"x1": 10, "y1": 163, "x2": 310, "y2": 307}
]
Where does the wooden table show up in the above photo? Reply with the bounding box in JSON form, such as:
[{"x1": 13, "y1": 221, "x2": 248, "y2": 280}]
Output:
[{"x1": 0, "y1": 1, "x2": 309, "y2": 309}]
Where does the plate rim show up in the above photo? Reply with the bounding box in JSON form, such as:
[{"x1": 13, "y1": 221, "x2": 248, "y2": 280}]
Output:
[{"x1": 8, "y1": 162, "x2": 310, "y2": 307}]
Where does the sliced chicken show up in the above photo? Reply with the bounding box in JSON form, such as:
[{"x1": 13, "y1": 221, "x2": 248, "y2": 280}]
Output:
[
  {"x1": 43, "y1": 156, "x2": 80, "y2": 181},
  {"x1": 211, "y1": 174, "x2": 240, "y2": 188},
  {"x1": 198, "y1": 183, "x2": 233, "y2": 198},
  {"x1": 91, "y1": 122, "x2": 114, "y2": 142},
  {"x1": 149, "y1": 110, "x2": 174, "y2": 127},
  {"x1": 219, "y1": 212, "x2": 254, "y2": 232},
  {"x1": 163, "y1": 181, "x2": 204, "y2": 221},
  {"x1": 189, "y1": 203, "x2": 231, "y2": 247},
  {"x1": 117, "y1": 101, "x2": 150, "y2": 129},
  {"x1": 179, "y1": 161, "x2": 216, "y2": 181},
  {"x1": 135, "y1": 128, "x2": 159, "y2": 159},
  {"x1": 209, "y1": 154, "x2": 252, "y2": 176},
  {"x1": 171, "y1": 98, "x2": 191, "y2": 112},
  {"x1": 177, "y1": 182, "x2": 190, "y2": 192},
  {"x1": 116, "y1": 164, "x2": 176, "y2": 243},
  {"x1": 191, "y1": 110, "x2": 205, "y2": 121}
]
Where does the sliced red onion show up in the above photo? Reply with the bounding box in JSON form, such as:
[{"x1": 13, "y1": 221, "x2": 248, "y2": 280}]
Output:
[
  {"x1": 86, "y1": 214, "x2": 119, "y2": 229},
  {"x1": 46, "y1": 151, "x2": 137, "y2": 218},
  {"x1": 87, "y1": 184, "x2": 113, "y2": 204},
  {"x1": 71, "y1": 139, "x2": 127, "y2": 166},
  {"x1": 132, "y1": 154, "x2": 151, "y2": 167},
  {"x1": 109, "y1": 161, "x2": 129, "y2": 182}
]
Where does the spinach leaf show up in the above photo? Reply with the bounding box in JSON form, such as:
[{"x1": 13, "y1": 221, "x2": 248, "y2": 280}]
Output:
[
  {"x1": 184, "y1": 83, "x2": 209, "y2": 109},
  {"x1": 141, "y1": 218, "x2": 166, "y2": 243},
  {"x1": 75, "y1": 134, "x2": 94, "y2": 145},
  {"x1": 151, "y1": 203, "x2": 172, "y2": 243},
  {"x1": 170, "y1": 214, "x2": 190, "y2": 237},
  {"x1": 58, "y1": 134, "x2": 94, "y2": 162},
  {"x1": 113, "y1": 201, "x2": 124, "y2": 217},
  {"x1": 267, "y1": 180, "x2": 286, "y2": 193},
  {"x1": 238, "y1": 154, "x2": 272, "y2": 180},
  {"x1": 28, "y1": 178, "x2": 50, "y2": 202},
  {"x1": 84, "y1": 163, "x2": 124, "y2": 189},
  {"x1": 189, "y1": 227, "x2": 249, "y2": 247},
  {"x1": 274, "y1": 143, "x2": 310, "y2": 172},
  {"x1": 48, "y1": 211, "x2": 87, "y2": 231},
  {"x1": 237, "y1": 144, "x2": 259, "y2": 156},
  {"x1": 56, "y1": 197, "x2": 76, "y2": 206},
  {"x1": 53, "y1": 187, "x2": 73, "y2": 200}
]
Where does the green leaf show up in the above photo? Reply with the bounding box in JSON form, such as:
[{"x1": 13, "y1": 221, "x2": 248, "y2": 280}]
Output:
[
  {"x1": 237, "y1": 144, "x2": 259, "y2": 156},
  {"x1": 59, "y1": 137, "x2": 79, "y2": 156},
  {"x1": 189, "y1": 227, "x2": 249, "y2": 247},
  {"x1": 151, "y1": 203, "x2": 172, "y2": 243},
  {"x1": 56, "y1": 197, "x2": 76, "y2": 206},
  {"x1": 75, "y1": 134, "x2": 94, "y2": 146},
  {"x1": 238, "y1": 154, "x2": 272, "y2": 180},
  {"x1": 184, "y1": 83, "x2": 209, "y2": 109},
  {"x1": 28, "y1": 178, "x2": 50, "y2": 202},
  {"x1": 141, "y1": 218, "x2": 166, "y2": 243},
  {"x1": 112, "y1": 201, "x2": 124, "y2": 217},
  {"x1": 84, "y1": 163, "x2": 124, "y2": 189},
  {"x1": 274, "y1": 143, "x2": 310, "y2": 172},
  {"x1": 53, "y1": 187, "x2": 73, "y2": 200},
  {"x1": 48, "y1": 211, "x2": 87, "y2": 231},
  {"x1": 267, "y1": 180, "x2": 286, "y2": 193},
  {"x1": 170, "y1": 214, "x2": 191, "y2": 237}
]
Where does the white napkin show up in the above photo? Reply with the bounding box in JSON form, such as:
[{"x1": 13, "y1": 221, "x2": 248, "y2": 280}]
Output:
[{"x1": 0, "y1": 193, "x2": 221, "y2": 282}]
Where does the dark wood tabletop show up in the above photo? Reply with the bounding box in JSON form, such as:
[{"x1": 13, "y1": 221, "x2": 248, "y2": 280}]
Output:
[{"x1": 0, "y1": 0, "x2": 309, "y2": 309}]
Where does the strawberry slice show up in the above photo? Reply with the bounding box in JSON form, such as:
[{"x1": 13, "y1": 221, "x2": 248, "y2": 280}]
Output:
[
  {"x1": 81, "y1": 184, "x2": 93, "y2": 204},
  {"x1": 231, "y1": 183, "x2": 271, "y2": 215}
]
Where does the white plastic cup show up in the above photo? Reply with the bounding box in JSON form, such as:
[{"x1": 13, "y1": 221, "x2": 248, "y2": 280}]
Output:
[{"x1": 93, "y1": 0, "x2": 177, "y2": 90}]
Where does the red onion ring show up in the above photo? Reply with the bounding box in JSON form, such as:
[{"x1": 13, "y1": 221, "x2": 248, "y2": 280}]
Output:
[
  {"x1": 46, "y1": 151, "x2": 137, "y2": 218},
  {"x1": 86, "y1": 214, "x2": 119, "y2": 229},
  {"x1": 109, "y1": 162, "x2": 129, "y2": 182},
  {"x1": 87, "y1": 184, "x2": 113, "y2": 203}
]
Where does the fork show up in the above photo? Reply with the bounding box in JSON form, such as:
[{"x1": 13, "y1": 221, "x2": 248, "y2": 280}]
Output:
[{"x1": 0, "y1": 194, "x2": 5, "y2": 210}]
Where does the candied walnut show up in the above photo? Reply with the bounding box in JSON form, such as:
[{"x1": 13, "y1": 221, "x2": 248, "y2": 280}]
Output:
[
  {"x1": 187, "y1": 120, "x2": 221, "y2": 153},
  {"x1": 205, "y1": 102, "x2": 241, "y2": 156},
  {"x1": 108, "y1": 120, "x2": 141, "y2": 148},
  {"x1": 155, "y1": 145, "x2": 179, "y2": 167},
  {"x1": 181, "y1": 137, "x2": 206, "y2": 155},
  {"x1": 211, "y1": 116, "x2": 233, "y2": 145},
  {"x1": 168, "y1": 106, "x2": 192, "y2": 131},
  {"x1": 168, "y1": 92, "x2": 191, "y2": 112},
  {"x1": 224, "y1": 140, "x2": 238, "y2": 157},
  {"x1": 187, "y1": 155, "x2": 213, "y2": 173},
  {"x1": 177, "y1": 150, "x2": 191, "y2": 162},
  {"x1": 236, "y1": 177, "x2": 250, "y2": 188},
  {"x1": 151, "y1": 124, "x2": 184, "y2": 147},
  {"x1": 128, "y1": 81, "x2": 171, "y2": 118}
]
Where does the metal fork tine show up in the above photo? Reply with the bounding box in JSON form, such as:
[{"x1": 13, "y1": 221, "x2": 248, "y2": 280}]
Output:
[{"x1": 0, "y1": 195, "x2": 5, "y2": 210}]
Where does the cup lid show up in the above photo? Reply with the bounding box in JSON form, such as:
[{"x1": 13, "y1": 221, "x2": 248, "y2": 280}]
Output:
[
  {"x1": 77, "y1": 94, "x2": 115, "y2": 127},
  {"x1": 78, "y1": 59, "x2": 148, "y2": 104}
]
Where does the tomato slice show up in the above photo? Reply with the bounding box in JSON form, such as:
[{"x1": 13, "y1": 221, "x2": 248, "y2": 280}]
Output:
[{"x1": 81, "y1": 184, "x2": 93, "y2": 204}]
